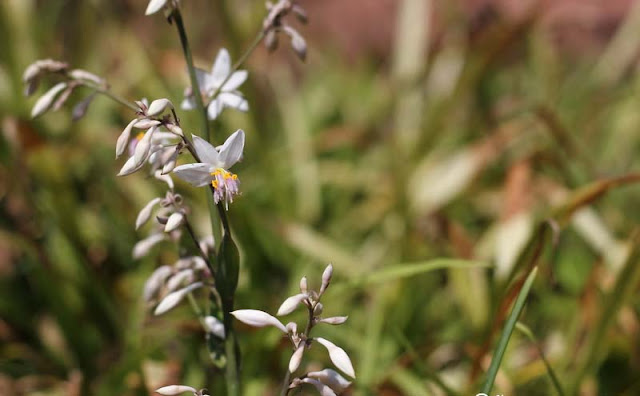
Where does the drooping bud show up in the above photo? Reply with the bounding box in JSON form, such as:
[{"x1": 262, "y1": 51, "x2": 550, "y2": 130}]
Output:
[
  {"x1": 307, "y1": 369, "x2": 352, "y2": 393},
  {"x1": 315, "y1": 337, "x2": 356, "y2": 378},
  {"x1": 319, "y1": 316, "x2": 348, "y2": 325},
  {"x1": 155, "y1": 385, "x2": 198, "y2": 395},
  {"x1": 136, "y1": 197, "x2": 162, "y2": 229},
  {"x1": 164, "y1": 212, "x2": 185, "y2": 232},
  {"x1": 132, "y1": 233, "x2": 165, "y2": 259},
  {"x1": 147, "y1": 98, "x2": 174, "y2": 116},
  {"x1": 283, "y1": 25, "x2": 307, "y2": 61},
  {"x1": 145, "y1": 0, "x2": 170, "y2": 16},
  {"x1": 204, "y1": 315, "x2": 225, "y2": 339},
  {"x1": 68, "y1": 69, "x2": 104, "y2": 85},
  {"x1": 264, "y1": 29, "x2": 279, "y2": 52},
  {"x1": 143, "y1": 265, "x2": 172, "y2": 301},
  {"x1": 277, "y1": 293, "x2": 308, "y2": 316},
  {"x1": 230, "y1": 309, "x2": 288, "y2": 333},
  {"x1": 31, "y1": 82, "x2": 68, "y2": 118},
  {"x1": 154, "y1": 282, "x2": 203, "y2": 315},
  {"x1": 288, "y1": 343, "x2": 305, "y2": 373}
]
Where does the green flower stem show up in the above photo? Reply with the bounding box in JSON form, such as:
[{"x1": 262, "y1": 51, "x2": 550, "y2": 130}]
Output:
[
  {"x1": 171, "y1": 7, "x2": 241, "y2": 396},
  {"x1": 80, "y1": 82, "x2": 139, "y2": 112}
]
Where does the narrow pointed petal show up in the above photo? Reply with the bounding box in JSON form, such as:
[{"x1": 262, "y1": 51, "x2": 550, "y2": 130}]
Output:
[
  {"x1": 211, "y1": 48, "x2": 232, "y2": 83},
  {"x1": 155, "y1": 385, "x2": 197, "y2": 395},
  {"x1": 133, "y1": 126, "x2": 157, "y2": 167},
  {"x1": 289, "y1": 343, "x2": 305, "y2": 373},
  {"x1": 315, "y1": 338, "x2": 356, "y2": 378},
  {"x1": 133, "y1": 233, "x2": 166, "y2": 259},
  {"x1": 307, "y1": 369, "x2": 352, "y2": 393},
  {"x1": 206, "y1": 98, "x2": 224, "y2": 120},
  {"x1": 222, "y1": 70, "x2": 248, "y2": 91},
  {"x1": 154, "y1": 282, "x2": 203, "y2": 315},
  {"x1": 217, "y1": 129, "x2": 245, "y2": 169},
  {"x1": 204, "y1": 316, "x2": 226, "y2": 339},
  {"x1": 320, "y1": 264, "x2": 333, "y2": 294},
  {"x1": 136, "y1": 197, "x2": 162, "y2": 229},
  {"x1": 230, "y1": 309, "x2": 287, "y2": 333},
  {"x1": 31, "y1": 82, "x2": 67, "y2": 118},
  {"x1": 166, "y1": 269, "x2": 194, "y2": 292},
  {"x1": 145, "y1": 0, "x2": 169, "y2": 15},
  {"x1": 180, "y1": 96, "x2": 197, "y2": 110},
  {"x1": 147, "y1": 98, "x2": 173, "y2": 116},
  {"x1": 277, "y1": 293, "x2": 308, "y2": 316},
  {"x1": 192, "y1": 135, "x2": 220, "y2": 165},
  {"x1": 173, "y1": 163, "x2": 214, "y2": 187},
  {"x1": 164, "y1": 212, "x2": 184, "y2": 232},
  {"x1": 219, "y1": 92, "x2": 249, "y2": 112},
  {"x1": 116, "y1": 119, "x2": 138, "y2": 158}
]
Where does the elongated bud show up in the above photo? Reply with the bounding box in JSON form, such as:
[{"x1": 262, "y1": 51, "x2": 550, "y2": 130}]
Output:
[
  {"x1": 288, "y1": 343, "x2": 305, "y2": 373},
  {"x1": 230, "y1": 309, "x2": 287, "y2": 333},
  {"x1": 68, "y1": 69, "x2": 104, "y2": 85},
  {"x1": 283, "y1": 26, "x2": 307, "y2": 61},
  {"x1": 143, "y1": 265, "x2": 172, "y2": 301},
  {"x1": 165, "y1": 269, "x2": 194, "y2": 292},
  {"x1": 147, "y1": 98, "x2": 174, "y2": 116},
  {"x1": 155, "y1": 385, "x2": 197, "y2": 395},
  {"x1": 154, "y1": 282, "x2": 203, "y2": 315},
  {"x1": 320, "y1": 264, "x2": 333, "y2": 295},
  {"x1": 165, "y1": 123, "x2": 184, "y2": 137},
  {"x1": 146, "y1": 0, "x2": 170, "y2": 15},
  {"x1": 307, "y1": 369, "x2": 352, "y2": 393},
  {"x1": 204, "y1": 315, "x2": 225, "y2": 339},
  {"x1": 136, "y1": 197, "x2": 162, "y2": 229},
  {"x1": 277, "y1": 293, "x2": 308, "y2": 316},
  {"x1": 133, "y1": 119, "x2": 161, "y2": 129},
  {"x1": 315, "y1": 337, "x2": 356, "y2": 378},
  {"x1": 133, "y1": 126, "x2": 157, "y2": 166},
  {"x1": 264, "y1": 29, "x2": 278, "y2": 52},
  {"x1": 164, "y1": 212, "x2": 184, "y2": 232},
  {"x1": 31, "y1": 82, "x2": 67, "y2": 118},
  {"x1": 133, "y1": 233, "x2": 165, "y2": 259},
  {"x1": 299, "y1": 276, "x2": 308, "y2": 293},
  {"x1": 319, "y1": 316, "x2": 348, "y2": 325}
]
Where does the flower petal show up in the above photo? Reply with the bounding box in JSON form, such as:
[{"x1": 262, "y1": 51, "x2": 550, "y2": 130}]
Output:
[
  {"x1": 211, "y1": 48, "x2": 231, "y2": 84},
  {"x1": 193, "y1": 67, "x2": 214, "y2": 94},
  {"x1": 192, "y1": 135, "x2": 220, "y2": 165},
  {"x1": 164, "y1": 212, "x2": 184, "y2": 232},
  {"x1": 219, "y1": 92, "x2": 249, "y2": 112},
  {"x1": 230, "y1": 309, "x2": 287, "y2": 333},
  {"x1": 300, "y1": 378, "x2": 337, "y2": 396},
  {"x1": 277, "y1": 293, "x2": 308, "y2": 316},
  {"x1": 289, "y1": 343, "x2": 306, "y2": 373},
  {"x1": 173, "y1": 163, "x2": 214, "y2": 187},
  {"x1": 307, "y1": 369, "x2": 351, "y2": 393},
  {"x1": 217, "y1": 129, "x2": 245, "y2": 169},
  {"x1": 118, "y1": 155, "x2": 145, "y2": 176},
  {"x1": 315, "y1": 338, "x2": 356, "y2": 378},
  {"x1": 206, "y1": 98, "x2": 224, "y2": 120},
  {"x1": 222, "y1": 70, "x2": 248, "y2": 91},
  {"x1": 180, "y1": 96, "x2": 197, "y2": 110}
]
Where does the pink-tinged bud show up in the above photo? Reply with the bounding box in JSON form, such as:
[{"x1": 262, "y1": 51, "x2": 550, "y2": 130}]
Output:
[
  {"x1": 143, "y1": 265, "x2": 172, "y2": 301},
  {"x1": 166, "y1": 123, "x2": 184, "y2": 137},
  {"x1": 136, "y1": 197, "x2": 162, "y2": 229},
  {"x1": 154, "y1": 282, "x2": 203, "y2": 315},
  {"x1": 116, "y1": 119, "x2": 138, "y2": 158},
  {"x1": 204, "y1": 316, "x2": 225, "y2": 339},
  {"x1": 299, "y1": 276, "x2": 308, "y2": 293},
  {"x1": 319, "y1": 316, "x2": 348, "y2": 325},
  {"x1": 31, "y1": 82, "x2": 67, "y2": 118},
  {"x1": 320, "y1": 264, "x2": 333, "y2": 295},
  {"x1": 288, "y1": 343, "x2": 305, "y2": 373},
  {"x1": 133, "y1": 233, "x2": 166, "y2": 259},
  {"x1": 277, "y1": 293, "x2": 308, "y2": 316},
  {"x1": 147, "y1": 98, "x2": 174, "y2": 116},
  {"x1": 307, "y1": 369, "x2": 352, "y2": 393},
  {"x1": 164, "y1": 212, "x2": 184, "y2": 232},
  {"x1": 300, "y1": 378, "x2": 337, "y2": 396},
  {"x1": 155, "y1": 385, "x2": 197, "y2": 395},
  {"x1": 165, "y1": 269, "x2": 194, "y2": 292},
  {"x1": 230, "y1": 309, "x2": 287, "y2": 333},
  {"x1": 315, "y1": 337, "x2": 355, "y2": 378},
  {"x1": 68, "y1": 69, "x2": 104, "y2": 85}
]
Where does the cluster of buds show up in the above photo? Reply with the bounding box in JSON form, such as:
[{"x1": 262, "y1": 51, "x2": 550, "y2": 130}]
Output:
[
  {"x1": 263, "y1": 0, "x2": 309, "y2": 60},
  {"x1": 116, "y1": 98, "x2": 184, "y2": 176},
  {"x1": 232, "y1": 264, "x2": 354, "y2": 395},
  {"x1": 23, "y1": 59, "x2": 106, "y2": 120},
  {"x1": 181, "y1": 48, "x2": 249, "y2": 121}
]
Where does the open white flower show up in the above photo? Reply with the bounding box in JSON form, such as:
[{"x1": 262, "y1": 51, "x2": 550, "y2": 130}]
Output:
[
  {"x1": 181, "y1": 48, "x2": 249, "y2": 120},
  {"x1": 173, "y1": 130, "x2": 244, "y2": 207}
]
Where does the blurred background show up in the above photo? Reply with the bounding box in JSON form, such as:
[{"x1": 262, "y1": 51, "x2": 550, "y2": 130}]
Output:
[{"x1": 1, "y1": 0, "x2": 640, "y2": 395}]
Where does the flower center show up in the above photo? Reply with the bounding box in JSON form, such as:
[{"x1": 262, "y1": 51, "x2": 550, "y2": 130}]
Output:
[{"x1": 209, "y1": 168, "x2": 240, "y2": 208}]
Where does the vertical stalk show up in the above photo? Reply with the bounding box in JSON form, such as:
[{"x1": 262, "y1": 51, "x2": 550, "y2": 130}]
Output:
[{"x1": 171, "y1": 8, "x2": 240, "y2": 395}]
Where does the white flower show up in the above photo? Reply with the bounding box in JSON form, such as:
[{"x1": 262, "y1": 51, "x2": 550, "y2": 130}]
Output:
[
  {"x1": 145, "y1": 0, "x2": 179, "y2": 16},
  {"x1": 181, "y1": 48, "x2": 249, "y2": 120},
  {"x1": 315, "y1": 337, "x2": 356, "y2": 378},
  {"x1": 173, "y1": 130, "x2": 244, "y2": 207}
]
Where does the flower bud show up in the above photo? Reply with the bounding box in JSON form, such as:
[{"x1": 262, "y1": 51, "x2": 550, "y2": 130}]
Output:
[
  {"x1": 315, "y1": 337, "x2": 356, "y2": 378},
  {"x1": 136, "y1": 197, "x2": 162, "y2": 229},
  {"x1": 313, "y1": 302, "x2": 323, "y2": 316},
  {"x1": 299, "y1": 276, "x2": 308, "y2": 293},
  {"x1": 288, "y1": 343, "x2": 305, "y2": 373},
  {"x1": 320, "y1": 264, "x2": 333, "y2": 295},
  {"x1": 164, "y1": 212, "x2": 185, "y2": 232},
  {"x1": 230, "y1": 309, "x2": 287, "y2": 333},
  {"x1": 264, "y1": 29, "x2": 279, "y2": 52},
  {"x1": 277, "y1": 293, "x2": 308, "y2": 316},
  {"x1": 68, "y1": 69, "x2": 104, "y2": 85},
  {"x1": 31, "y1": 82, "x2": 67, "y2": 118},
  {"x1": 204, "y1": 315, "x2": 225, "y2": 339},
  {"x1": 147, "y1": 98, "x2": 174, "y2": 116},
  {"x1": 154, "y1": 282, "x2": 203, "y2": 315}
]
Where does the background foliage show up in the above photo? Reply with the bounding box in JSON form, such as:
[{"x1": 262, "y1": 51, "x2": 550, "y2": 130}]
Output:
[{"x1": 1, "y1": 0, "x2": 640, "y2": 395}]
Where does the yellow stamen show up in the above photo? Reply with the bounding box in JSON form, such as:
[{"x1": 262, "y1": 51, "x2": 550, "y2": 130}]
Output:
[{"x1": 136, "y1": 132, "x2": 145, "y2": 141}]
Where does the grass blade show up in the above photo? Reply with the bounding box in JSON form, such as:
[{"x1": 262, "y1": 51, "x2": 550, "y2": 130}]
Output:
[
  {"x1": 515, "y1": 322, "x2": 565, "y2": 396},
  {"x1": 481, "y1": 267, "x2": 538, "y2": 394}
]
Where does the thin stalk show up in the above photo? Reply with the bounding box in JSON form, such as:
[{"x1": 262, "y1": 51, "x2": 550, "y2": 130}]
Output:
[
  {"x1": 280, "y1": 301, "x2": 315, "y2": 396},
  {"x1": 171, "y1": 8, "x2": 240, "y2": 395},
  {"x1": 80, "y1": 82, "x2": 139, "y2": 112}
]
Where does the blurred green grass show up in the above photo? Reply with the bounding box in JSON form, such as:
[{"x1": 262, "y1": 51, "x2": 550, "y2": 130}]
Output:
[{"x1": 1, "y1": 0, "x2": 640, "y2": 395}]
